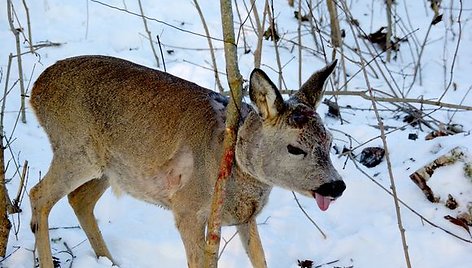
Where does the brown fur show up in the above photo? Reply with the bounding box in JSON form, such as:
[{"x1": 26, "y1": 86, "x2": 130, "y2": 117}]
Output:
[{"x1": 29, "y1": 56, "x2": 344, "y2": 268}]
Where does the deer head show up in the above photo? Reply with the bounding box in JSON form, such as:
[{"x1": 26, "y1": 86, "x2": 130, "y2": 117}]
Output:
[{"x1": 236, "y1": 60, "x2": 345, "y2": 211}]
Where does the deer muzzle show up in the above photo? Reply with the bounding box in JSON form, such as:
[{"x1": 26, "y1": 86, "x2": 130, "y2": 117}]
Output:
[{"x1": 312, "y1": 180, "x2": 346, "y2": 211}]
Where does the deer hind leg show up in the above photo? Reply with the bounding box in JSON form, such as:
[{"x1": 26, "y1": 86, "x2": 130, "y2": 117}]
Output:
[
  {"x1": 237, "y1": 218, "x2": 267, "y2": 268},
  {"x1": 30, "y1": 156, "x2": 101, "y2": 268},
  {"x1": 67, "y1": 177, "x2": 113, "y2": 263}
]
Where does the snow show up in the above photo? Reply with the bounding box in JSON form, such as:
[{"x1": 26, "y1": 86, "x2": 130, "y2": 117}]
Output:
[{"x1": 1, "y1": 0, "x2": 472, "y2": 267}]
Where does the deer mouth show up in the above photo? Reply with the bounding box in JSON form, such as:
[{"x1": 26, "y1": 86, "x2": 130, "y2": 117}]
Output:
[
  {"x1": 311, "y1": 180, "x2": 346, "y2": 211},
  {"x1": 311, "y1": 191, "x2": 336, "y2": 211}
]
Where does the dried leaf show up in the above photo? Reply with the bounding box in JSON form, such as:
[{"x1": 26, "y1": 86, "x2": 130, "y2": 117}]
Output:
[
  {"x1": 445, "y1": 194, "x2": 458, "y2": 210},
  {"x1": 363, "y1": 27, "x2": 400, "y2": 52},
  {"x1": 359, "y1": 147, "x2": 385, "y2": 168},
  {"x1": 432, "y1": 14, "x2": 443, "y2": 25},
  {"x1": 298, "y1": 259, "x2": 314, "y2": 268},
  {"x1": 403, "y1": 114, "x2": 419, "y2": 126},
  {"x1": 294, "y1": 11, "x2": 310, "y2": 22},
  {"x1": 457, "y1": 212, "x2": 472, "y2": 226},
  {"x1": 408, "y1": 133, "x2": 418, "y2": 140},
  {"x1": 409, "y1": 147, "x2": 466, "y2": 202},
  {"x1": 464, "y1": 162, "x2": 472, "y2": 180},
  {"x1": 409, "y1": 172, "x2": 437, "y2": 202},
  {"x1": 322, "y1": 98, "x2": 340, "y2": 118},
  {"x1": 263, "y1": 25, "x2": 280, "y2": 42},
  {"x1": 425, "y1": 130, "x2": 449, "y2": 140},
  {"x1": 444, "y1": 215, "x2": 471, "y2": 237}
]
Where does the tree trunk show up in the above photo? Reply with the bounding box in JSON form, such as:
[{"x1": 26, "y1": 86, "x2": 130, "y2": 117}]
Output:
[
  {"x1": 0, "y1": 137, "x2": 11, "y2": 257},
  {"x1": 326, "y1": 0, "x2": 341, "y2": 48},
  {"x1": 204, "y1": 0, "x2": 244, "y2": 267}
]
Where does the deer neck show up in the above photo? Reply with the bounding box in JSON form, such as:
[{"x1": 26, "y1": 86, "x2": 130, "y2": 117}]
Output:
[{"x1": 220, "y1": 155, "x2": 271, "y2": 225}]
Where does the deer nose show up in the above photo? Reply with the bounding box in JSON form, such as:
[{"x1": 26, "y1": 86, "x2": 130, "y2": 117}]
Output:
[{"x1": 316, "y1": 180, "x2": 346, "y2": 198}]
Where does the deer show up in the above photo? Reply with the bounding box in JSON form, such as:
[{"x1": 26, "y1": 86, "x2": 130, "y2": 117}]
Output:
[{"x1": 29, "y1": 55, "x2": 346, "y2": 268}]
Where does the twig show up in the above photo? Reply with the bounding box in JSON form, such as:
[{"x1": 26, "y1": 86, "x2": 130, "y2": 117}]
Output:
[
  {"x1": 340, "y1": 1, "x2": 411, "y2": 266},
  {"x1": 438, "y1": 0, "x2": 463, "y2": 102},
  {"x1": 218, "y1": 230, "x2": 239, "y2": 259},
  {"x1": 335, "y1": 28, "x2": 419, "y2": 95},
  {"x1": 182, "y1": 60, "x2": 227, "y2": 77},
  {"x1": 305, "y1": 0, "x2": 321, "y2": 52},
  {"x1": 49, "y1": 226, "x2": 81, "y2": 231},
  {"x1": 407, "y1": 16, "x2": 437, "y2": 94},
  {"x1": 297, "y1": 0, "x2": 302, "y2": 88},
  {"x1": 448, "y1": 85, "x2": 472, "y2": 124},
  {"x1": 137, "y1": 0, "x2": 160, "y2": 67},
  {"x1": 192, "y1": 0, "x2": 225, "y2": 93},
  {"x1": 386, "y1": 0, "x2": 393, "y2": 62},
  {"x1": 322, "y1": 90, "x2": 472, "y2": 111},
  {"x1": 11, "y1": 160, "x2": 28, "y2": 214},
  {"x1": 348, "y1": 153, "x2": 472, "y2": 244},
  {"x1": 291, "y1": 192, "x2": 327, "y2": 239},
  {"x1": 267, "y1": 0, "x2": 284, "y2": 89},
  {"x1": 1, "y1": 55, "x2": 13, "y2": 131},
  {"x1": 248, "y1": 0, "x2": 266, "y2": 68},
  {"x1": 91, "y1": 0, "x2": 225, "y2": 42},
  {"x1": 156, "y1": 35, "x2": 166, "y2": 72},
  {"x1": 0, "y1": 246, "x2": 21, "y2": 263},
  {"x1": 21, "y1": 0, "x2": 34, "y2": 53},
  {"x1": 233, "y1": 0, "x2": 250, "y2": 53},
  {"x1": 59, "y1": 242, "x2": 75, "y2": 268},
  {"x1": 31, "y1": 41, "x2": 63, "y2": 49},
  {"x1": 85, "y1": 0, "x2": 89, "y2": 39},
  {"x1": 7, "y1": 0, "x2": 27, "y2": 124},
  {"x1": 225, "y1": 89, "x2": 472, "y2": 111}
]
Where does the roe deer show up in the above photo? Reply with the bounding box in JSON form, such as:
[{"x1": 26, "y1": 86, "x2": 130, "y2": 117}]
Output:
[{"x1": 29, "y1": 55, "x2": 345, "y2": 268}]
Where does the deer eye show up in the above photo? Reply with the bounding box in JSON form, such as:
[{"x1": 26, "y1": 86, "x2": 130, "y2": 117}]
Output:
[
  {"x1": 287, "y1": 145, "x2": 307, "y2": 157},
  {"x1": 291, "y1": 112, "x2": 309, "y2": 125}
]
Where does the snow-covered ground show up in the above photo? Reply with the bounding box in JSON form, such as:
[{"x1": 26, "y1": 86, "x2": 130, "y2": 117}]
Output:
[{"x1": 1, "y1": 0, "x2": 472, "y2": 267}]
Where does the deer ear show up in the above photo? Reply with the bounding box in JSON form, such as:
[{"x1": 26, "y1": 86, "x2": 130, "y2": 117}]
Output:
[
  {"x1": 293, "y1": 60, "x2": 337, "y2": 108},
  {"x1": 249, "y1": 68, "x2": 285, "y2": 120}
]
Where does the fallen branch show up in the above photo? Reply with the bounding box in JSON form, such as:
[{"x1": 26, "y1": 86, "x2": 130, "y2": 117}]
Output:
[
  {"x1": 348, "y1": 153, "x2": 472, "y2": 244},
  {"x1": 324, "y1": 90, "x2": 472, "y2": 111},
  {"x1": 223, "y1": 89, "x2": 472, "y2": 111},
  {"x1": 409, "y1": 147, "x2": 468, "y2": 202}
]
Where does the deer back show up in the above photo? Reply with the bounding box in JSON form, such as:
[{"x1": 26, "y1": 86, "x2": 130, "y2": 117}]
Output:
[{"x1": 31, "y1": 56, "x2": 230, "y2": 207}]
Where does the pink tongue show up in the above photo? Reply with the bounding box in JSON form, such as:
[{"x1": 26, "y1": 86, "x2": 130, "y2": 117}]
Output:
[{"x1": 315, "y1": 193, "x2": 331, "y2": 211}]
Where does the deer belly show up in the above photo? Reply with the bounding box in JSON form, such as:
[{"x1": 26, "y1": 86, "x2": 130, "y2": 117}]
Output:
[{"x1": 107, "y1": 148, "x2": 194, "y2": 208}]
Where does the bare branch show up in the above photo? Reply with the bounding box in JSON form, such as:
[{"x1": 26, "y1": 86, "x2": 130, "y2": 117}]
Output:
[
  {"x1": 204, "y1": 0, "x2": 244, "y2": 266},
  {"x1": 193, "y1": 0, "x2": 225, "y2": 93},
  {"x1": 137, "y1": 0, "x2": 160, "y2": 67},
  {"x1": 291, "y1": 191, "x2": 327, "y2": 239},
  {"x1": 340, "y1": 1, "x2": 412, "y2": 266},
  {"x1": 91, "y1": 0, "x2": 225, "y2": 42}
]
